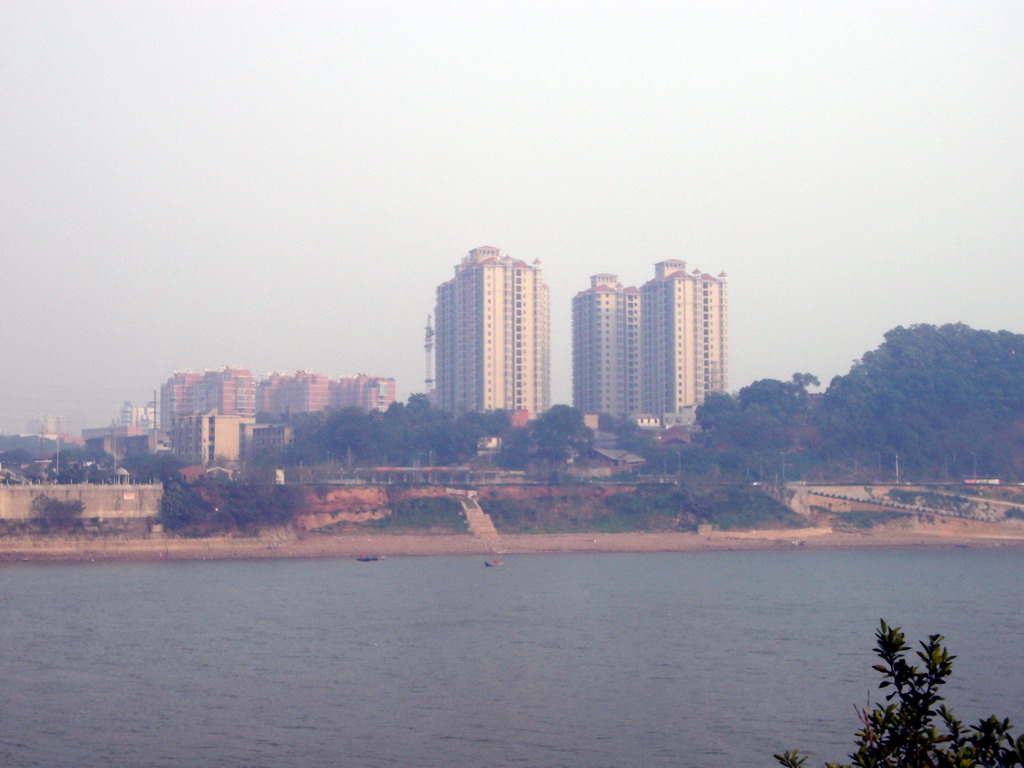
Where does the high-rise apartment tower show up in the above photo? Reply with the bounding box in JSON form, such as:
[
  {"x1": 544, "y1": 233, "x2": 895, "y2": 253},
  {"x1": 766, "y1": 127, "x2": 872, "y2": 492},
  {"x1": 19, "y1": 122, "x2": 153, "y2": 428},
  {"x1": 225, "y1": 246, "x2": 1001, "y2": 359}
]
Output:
[
  {"x1": 572, "y1": 260, "x2": 728, "y2": 419},
  {"x1": 640, "y1": 260, "x2": 728, "y2": 415},
  {"x1": 435, "y1": 246, "x2": 550, "y2": 417},
  {"x1": 571, "y1": 274, "x2": 641, "y2": 418}
]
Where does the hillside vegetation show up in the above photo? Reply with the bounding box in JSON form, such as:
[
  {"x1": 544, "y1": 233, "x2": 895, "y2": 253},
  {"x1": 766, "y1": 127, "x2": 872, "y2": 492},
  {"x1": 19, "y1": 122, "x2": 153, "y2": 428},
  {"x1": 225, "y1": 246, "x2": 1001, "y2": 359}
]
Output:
[
  {"x1": 479, "y1": 485, "x2": 803, "y2": 534},
  {"x1": 697, "y1": 324, "x2": 1024, "y2": 482}
]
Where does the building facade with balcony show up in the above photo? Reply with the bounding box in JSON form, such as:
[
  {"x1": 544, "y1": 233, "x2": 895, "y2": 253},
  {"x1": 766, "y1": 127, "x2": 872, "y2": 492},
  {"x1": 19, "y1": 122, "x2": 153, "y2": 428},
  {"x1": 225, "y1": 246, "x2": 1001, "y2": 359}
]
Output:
[
  {"x1": 572, "y1": 274, "x2": 641, "y2": 418},
  {"x1": 640, "y1": 260, "x2": 728, "y2": 416},
  {"x1": 171, "y1": 411, "x2": 254, "y2": 466},
  {"x1": 435, "y1": 246, "x2": 550, "y2": 417},
  {"x1": 572, "y1": 260, "x2": 728, "y2": 420}
]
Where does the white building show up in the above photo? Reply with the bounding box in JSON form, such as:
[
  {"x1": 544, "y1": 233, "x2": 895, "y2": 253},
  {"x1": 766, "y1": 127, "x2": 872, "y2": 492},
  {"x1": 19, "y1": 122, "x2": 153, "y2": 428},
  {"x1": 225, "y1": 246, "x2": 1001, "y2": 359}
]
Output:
[
  {"x1": 640, "y1": 260, "x2": 728, "y2": 416},
  {"x1": 572, "y1": 274, "x2": 641, "y2": 418},
  {"x1": 572, "y1": 260, "x2": 729, "y2": 420},
  {"x1": 435, "y1": 246, "x2": 550, "y2": 417},
  {"x1": 171, "y1": 410, "x2": 254, "y2": 466}
]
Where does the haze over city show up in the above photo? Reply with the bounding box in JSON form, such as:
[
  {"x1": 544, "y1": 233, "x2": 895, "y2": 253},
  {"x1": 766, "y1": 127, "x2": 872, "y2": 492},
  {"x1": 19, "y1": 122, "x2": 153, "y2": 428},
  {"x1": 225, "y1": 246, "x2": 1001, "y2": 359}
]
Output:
[{"x1": 3, "y1": 1, "x2": 1022, "y2": 435}]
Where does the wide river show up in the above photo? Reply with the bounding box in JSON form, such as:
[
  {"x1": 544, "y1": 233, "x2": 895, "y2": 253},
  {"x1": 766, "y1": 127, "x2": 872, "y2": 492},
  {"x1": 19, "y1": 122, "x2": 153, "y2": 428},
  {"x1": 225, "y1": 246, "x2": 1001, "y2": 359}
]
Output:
[{"x1": 1, "y1": 548, "x2": 1021, "y2": 768}]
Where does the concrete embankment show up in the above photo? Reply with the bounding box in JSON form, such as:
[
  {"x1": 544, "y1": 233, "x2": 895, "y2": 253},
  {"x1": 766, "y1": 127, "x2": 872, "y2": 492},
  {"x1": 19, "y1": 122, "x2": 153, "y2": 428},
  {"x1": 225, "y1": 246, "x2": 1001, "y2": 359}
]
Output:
[
  {"x1": 0, "y1": 484, "x2": 162, "y2": 521},
  {"x1": 783, "y1": 483, "x2": 1024, "y2": 522}
]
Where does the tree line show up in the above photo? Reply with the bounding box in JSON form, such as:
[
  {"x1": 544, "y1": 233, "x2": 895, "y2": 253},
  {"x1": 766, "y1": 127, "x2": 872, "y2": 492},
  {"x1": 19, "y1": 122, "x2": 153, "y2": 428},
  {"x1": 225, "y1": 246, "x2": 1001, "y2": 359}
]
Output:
[
  {"x1": 10, "y1": 323, "x2": 1022, "y2": 484},
  {"x1": 265, "y1": 323, "x2": 1022, "y2": 482},
  {"x1": 696, "y1": 323, "x2": 1024, "y2": 482}
]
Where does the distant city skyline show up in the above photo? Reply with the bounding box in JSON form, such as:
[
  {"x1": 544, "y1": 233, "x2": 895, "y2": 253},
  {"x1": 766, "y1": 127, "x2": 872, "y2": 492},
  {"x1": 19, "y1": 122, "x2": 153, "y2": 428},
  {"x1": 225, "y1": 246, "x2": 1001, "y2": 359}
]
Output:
[{"x1": 3, "y1": 2, "x2": 1022, "y2": 434}]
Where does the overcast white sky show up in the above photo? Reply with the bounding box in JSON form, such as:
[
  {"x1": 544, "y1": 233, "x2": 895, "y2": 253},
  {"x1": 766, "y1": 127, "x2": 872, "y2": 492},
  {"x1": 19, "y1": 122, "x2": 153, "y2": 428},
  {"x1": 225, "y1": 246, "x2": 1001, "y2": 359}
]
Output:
[{"x1": 2, "y1": 0, "x2": 1022, "y2": 435}]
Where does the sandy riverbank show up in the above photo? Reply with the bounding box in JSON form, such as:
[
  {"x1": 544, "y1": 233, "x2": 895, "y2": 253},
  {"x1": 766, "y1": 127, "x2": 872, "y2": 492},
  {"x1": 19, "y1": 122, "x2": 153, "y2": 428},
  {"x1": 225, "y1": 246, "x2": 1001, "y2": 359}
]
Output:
[{"x1": 1, "y1": 517, "x2": 1022, "y2": 563}]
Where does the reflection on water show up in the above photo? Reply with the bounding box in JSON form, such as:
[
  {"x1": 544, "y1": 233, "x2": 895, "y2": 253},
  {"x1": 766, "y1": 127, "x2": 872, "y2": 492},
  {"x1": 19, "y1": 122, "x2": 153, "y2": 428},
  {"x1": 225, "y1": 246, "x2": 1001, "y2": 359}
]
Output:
[{"x1": 1, "y1": 549, "x2": 1022, "y2": 768}]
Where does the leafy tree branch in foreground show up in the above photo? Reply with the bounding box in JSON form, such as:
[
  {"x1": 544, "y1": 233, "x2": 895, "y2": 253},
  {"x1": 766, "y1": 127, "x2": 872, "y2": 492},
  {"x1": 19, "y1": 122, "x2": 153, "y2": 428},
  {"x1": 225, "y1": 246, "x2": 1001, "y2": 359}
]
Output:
[{"x1": 775, "y1": 620, "x2": 1024, "y2": 768}]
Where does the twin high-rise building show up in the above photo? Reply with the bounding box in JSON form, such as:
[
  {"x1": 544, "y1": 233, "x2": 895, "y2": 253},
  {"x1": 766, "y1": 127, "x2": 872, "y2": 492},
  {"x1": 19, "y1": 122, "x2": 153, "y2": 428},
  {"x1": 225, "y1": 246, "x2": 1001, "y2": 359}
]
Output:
[
  {"x1": 573, "y1": 261, "x2": 728, "y2": 420},
  {"x1": 433, "y1": 247, "x2": 727, "y2": 422},
  {"x1": 434, "y1": 247, "x2": 550, "y2": 417}
]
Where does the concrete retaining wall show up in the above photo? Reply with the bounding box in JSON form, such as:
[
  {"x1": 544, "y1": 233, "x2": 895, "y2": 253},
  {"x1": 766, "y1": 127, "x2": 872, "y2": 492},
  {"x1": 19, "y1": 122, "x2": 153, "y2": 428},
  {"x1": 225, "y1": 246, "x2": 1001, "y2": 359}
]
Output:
[{"x1": 0, "y1": 484, "x2": 162, "y2": 521}]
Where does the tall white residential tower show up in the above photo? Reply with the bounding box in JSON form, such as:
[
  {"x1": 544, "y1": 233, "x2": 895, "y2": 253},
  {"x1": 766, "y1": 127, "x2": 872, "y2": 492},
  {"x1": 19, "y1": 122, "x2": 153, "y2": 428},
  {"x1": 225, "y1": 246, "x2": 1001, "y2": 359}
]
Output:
[
  {"x1": 640, "y1": 260, "x2": 728, "y2": 416},
  {"x1": 571, "y1": 274, "x2": 641, "y2": 418},
  {"x1": 435, "y1": 246, "x2": 550, "y2": 417}
]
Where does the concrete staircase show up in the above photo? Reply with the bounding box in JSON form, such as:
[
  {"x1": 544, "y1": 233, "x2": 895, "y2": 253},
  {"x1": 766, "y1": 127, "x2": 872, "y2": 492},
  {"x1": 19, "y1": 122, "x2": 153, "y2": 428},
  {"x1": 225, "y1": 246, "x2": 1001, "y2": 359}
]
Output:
[{"x1": 448, "y1": 491, "x2": 501, "y2": 548}]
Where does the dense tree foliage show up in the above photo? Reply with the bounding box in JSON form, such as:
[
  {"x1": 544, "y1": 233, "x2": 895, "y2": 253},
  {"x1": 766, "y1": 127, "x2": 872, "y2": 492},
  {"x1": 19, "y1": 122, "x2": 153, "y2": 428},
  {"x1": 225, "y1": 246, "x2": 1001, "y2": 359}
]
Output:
[
  {"x1": 52, "y1": 444, "x2": 114, "y2": 484},
  {"x1": 275, "y1": 326, "x2": 1024, "y2": 482},
  {"x1": 690, "y1": 374, "x2": 820, "y2": 481},
  {"x1": 775, "y1": 620, "x2": 1024, "y2": 768},
  {"x1": 159, "y1": 481, "x2": 302, "y2": 534},
  {"x1": 119, "y1": 452, "x2": 186, "y2": 484},
  {"x1": 280, "y1": 398, "x2": 592, "y2": 472},
  {"x1": 284, "y1": 397, "x2": 514, "y2": 467},
  {"x1": 693, "y1": 325, "x2": 1024, "y2": 482},
  {"x1": 699, "y1": 373, "x2": 819, "y2": 454},
  {"x1": 31, "y1": 494, "x2": 85, "y2": 530},
  {"x1": 0, "y1": 436, "x2": 56, "y2": 456},
  {"x1": 511, "y1": 405, "x2": 593, "y2": 471},
  {"x1": 0, "y1": 448, "x2": 32, "y2": 465},
  {"x1": 820, "y1": 324, "x2": 1024, "y2": 480}
]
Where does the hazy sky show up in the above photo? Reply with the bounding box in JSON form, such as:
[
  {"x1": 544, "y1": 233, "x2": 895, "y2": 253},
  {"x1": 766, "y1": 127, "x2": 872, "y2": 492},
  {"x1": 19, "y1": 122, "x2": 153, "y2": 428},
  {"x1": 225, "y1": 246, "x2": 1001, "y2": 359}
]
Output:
[{"x1": 3, "y1": 1, "x2": 1022, "y2": 435}]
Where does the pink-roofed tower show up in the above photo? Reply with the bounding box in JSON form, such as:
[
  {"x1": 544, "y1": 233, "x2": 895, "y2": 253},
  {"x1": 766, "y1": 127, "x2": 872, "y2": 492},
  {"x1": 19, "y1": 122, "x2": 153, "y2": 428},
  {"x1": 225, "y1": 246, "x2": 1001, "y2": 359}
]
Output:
[
  {"x1": 434, "y1": 246, "x2": 550, "y2": 417},
  {"x1": 640, "y1": 260, "x2": 728, "y2": 415},
  {"x1": 572, "y1": 274, "x2": 642, "y2": 418}
]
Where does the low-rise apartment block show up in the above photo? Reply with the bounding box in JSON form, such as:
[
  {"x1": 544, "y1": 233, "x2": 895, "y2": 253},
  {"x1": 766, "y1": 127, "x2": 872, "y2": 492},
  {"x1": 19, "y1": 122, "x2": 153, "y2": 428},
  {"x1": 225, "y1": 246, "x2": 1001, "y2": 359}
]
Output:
[{"x1": 171, "y1": 411, "x2": 254, "y2": 466}]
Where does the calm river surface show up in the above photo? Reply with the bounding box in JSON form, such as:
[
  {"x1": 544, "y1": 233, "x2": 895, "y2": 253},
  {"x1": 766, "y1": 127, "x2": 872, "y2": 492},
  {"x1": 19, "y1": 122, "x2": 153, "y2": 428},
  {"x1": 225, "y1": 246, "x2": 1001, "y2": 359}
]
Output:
[{"x1": 1, "y1": 548, "x2": 1022, "y2": 768}]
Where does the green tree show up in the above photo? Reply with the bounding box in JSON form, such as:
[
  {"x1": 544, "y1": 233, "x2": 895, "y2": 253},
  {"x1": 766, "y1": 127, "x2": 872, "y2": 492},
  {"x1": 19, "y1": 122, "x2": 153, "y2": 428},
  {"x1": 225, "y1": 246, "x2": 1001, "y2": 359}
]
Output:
[
  {"x1": 159, "y1": 481, "x2": 211, "y2": 531},
  {"x1": 281, "y1": 396, "x2": 512, "y2": 468},
  {"x1": 528, "y1": 405, "x2": 594, "y2": 467},
  {"x1": 696, "y1": 374, "x2": 820, "y2": 464},
  {"x1": 0, "y1": 448, "x2": 32, "y2": 465},
  {"x1": 31, "y1": 494, "x2": 85, "y2": 530},
  {"x1": 120, "y1": 452, "x2": 186, "y2": 484},
  {"x1": 496, "y1": 425, "x2": 533, "y2": 470},
  {"x1": 822, "y1": 324, "x2": 1024, "y2": 480},
  {"x1": 775, "y1": 620, "x2": 1024, "y2": 768}
]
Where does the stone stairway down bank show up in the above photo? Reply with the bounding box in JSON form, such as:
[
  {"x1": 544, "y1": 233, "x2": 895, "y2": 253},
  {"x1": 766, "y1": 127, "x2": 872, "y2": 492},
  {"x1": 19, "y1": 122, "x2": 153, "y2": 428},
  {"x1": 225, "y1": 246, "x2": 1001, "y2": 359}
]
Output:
[{"x1": 447, "y1": 490, "x2": 501, "y2": 550}]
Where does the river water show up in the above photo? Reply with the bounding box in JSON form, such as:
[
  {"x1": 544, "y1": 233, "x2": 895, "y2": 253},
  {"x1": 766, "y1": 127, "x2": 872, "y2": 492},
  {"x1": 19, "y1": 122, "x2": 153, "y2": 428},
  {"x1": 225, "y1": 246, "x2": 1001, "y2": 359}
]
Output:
[{"x1": 1, "y1": 548, "x2": 1021, "y2": 768}]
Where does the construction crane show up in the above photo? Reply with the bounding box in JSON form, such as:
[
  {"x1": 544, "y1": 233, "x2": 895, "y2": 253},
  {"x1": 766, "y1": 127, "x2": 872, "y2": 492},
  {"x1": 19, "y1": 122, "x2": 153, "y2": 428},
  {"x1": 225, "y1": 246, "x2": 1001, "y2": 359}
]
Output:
[{"x1": 424, "y1": 314, "x2": 435, "y2": 392}]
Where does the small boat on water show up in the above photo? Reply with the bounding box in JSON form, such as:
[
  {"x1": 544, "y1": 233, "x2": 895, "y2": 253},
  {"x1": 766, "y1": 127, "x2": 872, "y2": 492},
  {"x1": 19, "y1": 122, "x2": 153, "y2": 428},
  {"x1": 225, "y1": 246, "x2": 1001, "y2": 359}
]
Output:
[
  {"x1": 356, "y1": 555, "x2": 382, "y2": 562},
  {"x1": 484, "y1": 558, "x2": 503, "y2": 567}
]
